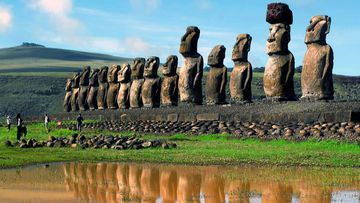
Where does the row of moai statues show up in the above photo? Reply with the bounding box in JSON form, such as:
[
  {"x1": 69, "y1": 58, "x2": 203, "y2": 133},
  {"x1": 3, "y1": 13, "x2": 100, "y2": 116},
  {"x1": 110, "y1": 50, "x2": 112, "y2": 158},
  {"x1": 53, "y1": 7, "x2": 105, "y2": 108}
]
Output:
[{"x1": 64, "y1": 2, "x2": 334, "y2": 112}]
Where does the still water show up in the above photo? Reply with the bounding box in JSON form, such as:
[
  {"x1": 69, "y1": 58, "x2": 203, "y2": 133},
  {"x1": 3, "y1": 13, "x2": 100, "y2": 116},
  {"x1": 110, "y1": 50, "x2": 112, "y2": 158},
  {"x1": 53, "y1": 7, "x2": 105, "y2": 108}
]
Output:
[{"x1": 0, "y1": 162, "x2": 359, "y2": 203}]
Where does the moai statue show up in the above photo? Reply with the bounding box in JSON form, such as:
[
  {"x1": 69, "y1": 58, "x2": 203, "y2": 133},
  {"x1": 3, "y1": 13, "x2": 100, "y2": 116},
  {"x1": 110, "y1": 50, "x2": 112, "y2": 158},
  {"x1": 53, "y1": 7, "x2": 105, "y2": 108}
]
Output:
[
  {"x1": 78, "y1": 66, "x2": 91, "y2": 111},
  {"x1": 130, "y1": 58, "x2": 145, "y2": 108},
  {"x1": 263, "y1": 3, "x2": 296, "y2": 101},
  {"x1": 106, "y1": 64, "x2": 120, "y2": 109},
  {"x1": 70, "y1": 73, "x2": 80, "y2": 111},
  {"x1": 230, "y1": 34, "x2": 253, "y2": 103},
  {"x1": 179, "y1": 26, "x2": 203, "y2": 105},
  {"x1": 117, "y1": 63, "x2": 132, "y2": 109},
  {"x1": 87, "y1": 69, "x2": 99, "y2": 110},
  {"x1": 97, "y1": 66, "x2": 109, "y2": 110},
  {"x1": 205, "y1": 45, "x2": 227, "y2": 105},
  {"x1": 301, "y1": 15, "x2": 334, "y2": 100},
  {"x1": 63, "y1": 78, "x2": 72, "y2": 112},
  {"x1": 142, "y1": 56, "x2": 161, "y2": 108},
  {"x1": 161, "y1": 55, "x2": 179, "y2": 107}
]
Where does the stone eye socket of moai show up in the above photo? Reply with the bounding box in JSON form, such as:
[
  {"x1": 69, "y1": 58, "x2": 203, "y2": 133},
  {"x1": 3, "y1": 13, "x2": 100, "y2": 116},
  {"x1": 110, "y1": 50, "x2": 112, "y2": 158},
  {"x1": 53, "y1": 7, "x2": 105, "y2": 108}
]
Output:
[
  {"x1": 263, "y1": 2, "x2": 296, "y2": 101},
  {"x1": 106, "y1": 64, "x2": 120, "y2": 109},
  {"x1": 301, "y1": 15, "x2": 334, "y2": 100},
  {"x1": 230, "y1": 34, "x2": 253, "y2": 103},
  {"x1": 97, "y1": 66, "x2": 109, "y2": 110},
  {"x1": 205, "y1": 45, "x2": 227, "y2": 105},
  {"x1": 130, "y1": 58, "x2": 146, "y2": 109},
  {"x1": 117, "y1": 64, "x2": 132, "y2": 109},
  {"x1": 142, "y1": 56, "x2": 161, "y2": 108},
  {"x1": 87, "y1": 68, "x2": 100, "y2": 111},
  {"x1": 161, "y1": 55, "x2": 179, "y2": 107}
]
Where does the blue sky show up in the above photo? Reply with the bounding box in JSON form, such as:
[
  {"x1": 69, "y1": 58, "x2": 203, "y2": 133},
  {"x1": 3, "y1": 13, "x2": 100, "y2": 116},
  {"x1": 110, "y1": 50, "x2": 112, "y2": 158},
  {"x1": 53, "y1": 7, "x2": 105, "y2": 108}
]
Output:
[{"x1": 0, "y1": 0, "x2": 359, "y2": 75}]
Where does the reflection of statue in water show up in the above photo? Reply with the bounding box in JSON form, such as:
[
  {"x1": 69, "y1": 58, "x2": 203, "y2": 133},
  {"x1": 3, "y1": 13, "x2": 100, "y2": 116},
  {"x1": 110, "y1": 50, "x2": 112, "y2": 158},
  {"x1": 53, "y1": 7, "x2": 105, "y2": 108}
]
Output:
[
  {"x1": 130, "y1": 58, "x2": 145, "y2": 109},
  {"x1": 202, "y1": 173, "x2": 225, "y2": 203},
  {"x1": 301, "y1": 15, "x2": 334, "y2": 100},
  {"x1": 106, "y1": 64, "x2": 120, "y2": 109},
  {"x1": 160, "y1": 170, "x2": 177, "y2": 203},
  {"x1": 262, "y1": 183, "x2": 293, "y2": 203},
  {"x1": 226, "y1": 180, "x2": 250, "y2": 203},
  {"x1": 179, "y1": 26, "x2": 203, "y2": 105},
  {"x1": 87, "y1": 69, "x2": 99, "y2": 110},
  {"x1": 116, "y1": 164, "x2": 130, "y2": 201},
  {"x1": 205, "y1": 45, "x2": 227, "y2": 105},
  {"x1": 70, "y1": 73, "x2": 80, "y2": 112},
  {"x1": 263, "y1": 3, "x2": 296, "y2": 101},
  {"x1": 97, "y1": 66, "x2": 108, "y2": 110},
  {"x1": 129, "y1": 165, "x2": 142, "y2": 203},
  {"x1": 117, "y1": 64, "x2": 132, "y2": 109},
  {"x1": 161, "y1": 55, "x2": 179, "y2": 107},
  {"x1": 230, "y1": 34, "x2": 253, "y2": 103},
  {"x1": 141, "y1": 167, "x2": 160, "y2": 203},
  {"x1": 177, "y1": 173, "x2": 201, "y2": 203},
  {"x1": 63, "y1": 78, "x2": 72, "y2": 112},
  {"x1": 142, "y1": 57, "x2": 161, "y2": 108},
  {"x1": 78, "y1": 66, "x2": 91, "y2": 111}
]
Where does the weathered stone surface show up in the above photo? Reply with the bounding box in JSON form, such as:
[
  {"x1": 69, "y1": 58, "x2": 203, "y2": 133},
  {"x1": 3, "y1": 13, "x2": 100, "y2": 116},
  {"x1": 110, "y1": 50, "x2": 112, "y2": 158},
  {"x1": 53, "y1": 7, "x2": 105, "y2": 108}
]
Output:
[
  {"x1": 167, "y1": 114, "x2": 179, "y2": 122},
  {"x1": 97, "y1": 66, "x2": 108, "y2": 110},
  {"x1": 179, "y1": 26, "x2": 203, "y2": 105},
  {"x1": 130, "y1": 58, "x2": 145, "y2": 109},
  {"x1": 87, "y1": 68, "x2": 99, "y2": 110},
  {"x1": 230, "y1": 34, "x2": 253, "y2": 103},
  {"x1": 142, "y1": 56, "x2": 161, "y2": 108},
  {"x1": 78, "y1": 66, "x2": 91, "y2": 111},
  {"x1": 301, "y1": 15, "x2": 334, "y2": 100},
  {"x1": 266, "y1": 3, "x2": 293, "y2": 25},
  {"x1": 264, "y1": 23, "x2": 296, "y2": 101},
  {"x1": 205, "y1": 45, "x2": 227, "y2": 105},
  {"x1": 161, "y1": 55, "x2": 179, "y2": 106},
  {"x1": 196, "y1": 113, "x2": 219, "y2": 121},
  {"x1": 70, "y1": 72, "x2": 80, "y2": 112},
  {"x1": 63, "y1": 78, "x2": 72, "y2": 112},
  {"x1": 106, "y1": 64, "x2": 120, "y2": 109},
  {"x1": 117, "y1": 64, "x2": 132, "y2": 109}
]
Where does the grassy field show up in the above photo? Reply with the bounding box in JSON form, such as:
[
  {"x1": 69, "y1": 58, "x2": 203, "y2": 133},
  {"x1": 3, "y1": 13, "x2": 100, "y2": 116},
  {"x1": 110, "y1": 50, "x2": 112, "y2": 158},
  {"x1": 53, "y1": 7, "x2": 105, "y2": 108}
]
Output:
[{"x1": 0, "y1": 122, "x2": 359, "y2": 169}]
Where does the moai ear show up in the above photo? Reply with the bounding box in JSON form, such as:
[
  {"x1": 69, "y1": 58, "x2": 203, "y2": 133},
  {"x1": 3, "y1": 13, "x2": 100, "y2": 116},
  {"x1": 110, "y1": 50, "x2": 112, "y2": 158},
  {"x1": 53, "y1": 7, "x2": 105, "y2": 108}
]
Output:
[
  {"x1": 325, "y1": 15, "x2": 331, "y2": 34},
  {"x1": 247, "y1": 35, "x2": 252, "y2": 52}
]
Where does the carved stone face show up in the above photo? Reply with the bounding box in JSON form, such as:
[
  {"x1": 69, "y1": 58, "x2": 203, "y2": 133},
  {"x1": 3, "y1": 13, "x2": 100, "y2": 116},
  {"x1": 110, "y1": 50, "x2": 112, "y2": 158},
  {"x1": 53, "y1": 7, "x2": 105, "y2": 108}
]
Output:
[
  {"x1": 99, "y1": 66, "x2": 108, "y2": 83},
  {"x1": 132, "y1": 58, "x2": 145, "y2": 79},
  {"x1": 118, "y1": 63, "x2": 131, "y2": 83},
  {"x1": 266, "y1": 23, "x2": 290, "y2": 55},
  {"x1": 144, "y1": 56, "x2": 160, "y2": 78},
  {"x1": 305, "y1": 15, "x2": 331, "y2": 45},
  {"x1": 232, "y1": 34, "x2": 252, "y2": 61},
  {"x1": 65, "y1": 79, "x2": 72, "y2": 91},
  {"x1": 208, "y1": 45, "x2": 226, "y2": 67},
  {"x1": 179, "y1": 26, "x2": 200, "y2": 56},
  {"x1": 108, "y1": 64, "x2": 120, "y2": 83},
  {"x1": 89, "y1": 69, "x2": 99, "y2": 86},
  {"x1": 162, "y1": 55, "x2": 178, "y2": 76},
  {"x1": 71, "y1": 73, "x2": 80, "y2": 88}
]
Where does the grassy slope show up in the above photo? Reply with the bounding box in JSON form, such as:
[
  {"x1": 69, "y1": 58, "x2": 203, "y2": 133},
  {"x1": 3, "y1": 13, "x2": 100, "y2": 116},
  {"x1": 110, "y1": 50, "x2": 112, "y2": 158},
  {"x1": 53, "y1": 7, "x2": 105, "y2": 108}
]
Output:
[{"x1": 0, "y1": 122, "x2": 359, "y2": 168}]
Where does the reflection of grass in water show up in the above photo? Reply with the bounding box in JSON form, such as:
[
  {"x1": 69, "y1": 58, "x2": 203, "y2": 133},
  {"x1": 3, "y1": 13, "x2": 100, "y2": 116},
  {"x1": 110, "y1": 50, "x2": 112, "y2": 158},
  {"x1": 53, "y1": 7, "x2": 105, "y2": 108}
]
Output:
[{"x1": 0, "y1": 122, "x2": 359, "y2": 169}]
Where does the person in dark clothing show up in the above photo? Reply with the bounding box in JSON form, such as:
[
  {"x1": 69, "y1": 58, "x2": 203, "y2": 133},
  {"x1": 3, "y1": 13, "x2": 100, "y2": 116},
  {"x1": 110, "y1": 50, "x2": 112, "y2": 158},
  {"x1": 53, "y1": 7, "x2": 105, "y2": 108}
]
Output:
[
  {"x1": 76, "y1": 114, "x2": 84, "y2": 132},
  {"x1": 16, "y1": 113, "x2": 23, "y2": 140}
]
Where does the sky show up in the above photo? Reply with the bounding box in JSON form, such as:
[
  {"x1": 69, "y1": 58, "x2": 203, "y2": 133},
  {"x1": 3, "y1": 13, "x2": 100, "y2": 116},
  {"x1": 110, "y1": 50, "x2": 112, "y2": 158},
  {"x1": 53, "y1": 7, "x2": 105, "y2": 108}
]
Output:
[{"x1": 0, "y1": 0, "x2": 359, "y2": 76}]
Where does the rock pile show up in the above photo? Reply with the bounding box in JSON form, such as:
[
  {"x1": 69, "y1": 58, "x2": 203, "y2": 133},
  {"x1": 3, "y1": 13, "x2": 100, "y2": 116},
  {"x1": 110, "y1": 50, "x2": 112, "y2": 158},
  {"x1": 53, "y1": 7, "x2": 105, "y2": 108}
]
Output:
[
  {"x1": 4, "y1": 134, "x2": 177, "y2": 150},
  {"x1": 64, "y1": 121, "x2": 360, "y2": 143}
]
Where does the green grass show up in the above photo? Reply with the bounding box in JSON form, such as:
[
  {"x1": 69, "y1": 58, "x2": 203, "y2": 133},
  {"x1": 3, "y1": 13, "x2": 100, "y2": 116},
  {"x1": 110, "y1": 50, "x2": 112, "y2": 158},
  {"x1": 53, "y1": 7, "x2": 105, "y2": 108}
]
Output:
[{"x1": 0, "y1": 122, "x2": 359, "y2": 169}]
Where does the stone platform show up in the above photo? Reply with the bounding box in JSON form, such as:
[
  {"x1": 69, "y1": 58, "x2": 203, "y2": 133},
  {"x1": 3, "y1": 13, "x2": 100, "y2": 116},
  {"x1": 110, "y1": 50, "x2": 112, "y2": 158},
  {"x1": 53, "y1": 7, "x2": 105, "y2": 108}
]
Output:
[{"x1": 56, "y1": 101, "x2": 360, "y2": 124}]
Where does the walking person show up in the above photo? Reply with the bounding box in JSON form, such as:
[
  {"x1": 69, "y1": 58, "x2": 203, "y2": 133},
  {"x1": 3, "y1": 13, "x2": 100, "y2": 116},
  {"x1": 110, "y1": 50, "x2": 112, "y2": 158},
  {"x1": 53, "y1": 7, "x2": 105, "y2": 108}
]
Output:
[
  {"x1": 44, "y1": 114, "x2": 50, "y2": 133},
  {"x1": 6, "y1": 115, "x2": 11, "y2": 132},
  {"x1": 76, "y1": 113, "x2": 84, "y2": 132},
  {"x1": 16, "y1": 113, "x2": 23, "y2": 140}
]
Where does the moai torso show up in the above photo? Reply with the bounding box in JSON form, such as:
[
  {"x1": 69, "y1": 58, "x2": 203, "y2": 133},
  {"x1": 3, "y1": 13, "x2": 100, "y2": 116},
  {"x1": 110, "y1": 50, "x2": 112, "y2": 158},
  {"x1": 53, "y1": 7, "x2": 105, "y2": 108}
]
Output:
[
  {"x1": 70, "y1": 73, "x2": 80, "y2": 112},
  {"x1": 130, "y1": 58, "x2": 145, "y2": 108},
  {"x1": 161, "y1": 55, "x2": 179, "y2": 106},
  {"x1": 301, "y1": 16, "x2": 334, "y2": 100},
  {"x1": 230, "y1": 34, "x2": 253, "y2": 103},
  {"x1": 142, "y1": 57, "x2": 161, "y2": 108},
  {"x1": 117, "y1": 64, "x2": 132, "y2": 109},
  {"x1": 179, "y1": 26, "x2": 203, "y2": 105},
  {"x1": 78, "y1": 66, "x2": 91, "y2": 111},
  {"x1": 205, "y1": 45, "x2": 227, "y2": 105},
  {"x1": 107, "y1": 65, "x2": 120, "y2": 109},
  {"x1": 87, "y1": 69, "x2": 99, "y2": 110},
  {"x1": 97, "y1": 66, "x2": 108, "y2": 110},
  {"x1": 63, "y1": 79, "x2": 72, "y2": 112}
]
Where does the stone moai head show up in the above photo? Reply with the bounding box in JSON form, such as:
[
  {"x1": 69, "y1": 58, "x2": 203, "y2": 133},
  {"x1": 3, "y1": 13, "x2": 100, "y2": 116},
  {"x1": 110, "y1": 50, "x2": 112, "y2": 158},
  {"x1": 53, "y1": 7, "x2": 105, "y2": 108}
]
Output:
[
  {"x1": 80, "y1": 66, "x2": 91, "y2": 85},
  {"x1": 71, "y1": 72, "x2": 80, "y2": 88},
  {"x1": 89, "y1": 68, "x2": 99, "y2": 86},
  {"x1": 208, "y1": 45, "x2": 226, "y2": 67},
  {"x1": 266, "y1": 23, "x2": 291, "y2": 55},
  {"x1": 118, "y1": 63, "x2": 131, "y2": 83},
  {"x1": 305, "y1": 15, "x2": 331, "y2": 45},
  {"x1": 232, "y1": 34, "x2": 252, "y2": 61},
  {"x1": 108, "y1": 64, "x2": 120, "y2": 83},
  {"x1": 179, "y1": 26, "x2": 200, "y2": 56},
  {"x1": 65, "y1": 78, "x2": 72, "y2": 91},
  {"x1": 99, "y1": 66, "x2": 109, "y2": 83},
  {"x1": 144, "y1": 56, "x2": 160, "y2": 78},
  {"x1": 132, "y1": 57, "x2": 145, "y2": 79},
  {"x1": 162, "y1": 55, "x2": 178, "y2": 76}
]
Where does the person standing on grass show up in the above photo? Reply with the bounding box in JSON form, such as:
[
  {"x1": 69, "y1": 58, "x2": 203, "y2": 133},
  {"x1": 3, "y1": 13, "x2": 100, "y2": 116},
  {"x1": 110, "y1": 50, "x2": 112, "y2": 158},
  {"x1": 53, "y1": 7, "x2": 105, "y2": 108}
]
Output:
[
  {"x1": 16, "y1": 113, "x2": 23, "y2": 140},
  {"x1": 6, "y1": 115, "x2": 11, "y2": 132},
  {"x1": 76, "y1": 113, "x2": 84, "y2": 132},
  {"x1": 44, "y1": 114, "x2": 50, "y2": 133}
]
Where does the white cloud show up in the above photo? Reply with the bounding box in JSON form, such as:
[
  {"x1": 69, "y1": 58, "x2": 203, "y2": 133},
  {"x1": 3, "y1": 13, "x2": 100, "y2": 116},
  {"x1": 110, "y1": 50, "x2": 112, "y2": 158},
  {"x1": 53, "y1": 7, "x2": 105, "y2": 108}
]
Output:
[
  {"x1": 130, "y1": 0, "x2": 160, "y2": 10},
  {"x1": 196, "y1": 0, "x2": 212, "y2": 10},
  {"x1": 0, "y1": 4, "x2": 12, "y2": 33}
]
